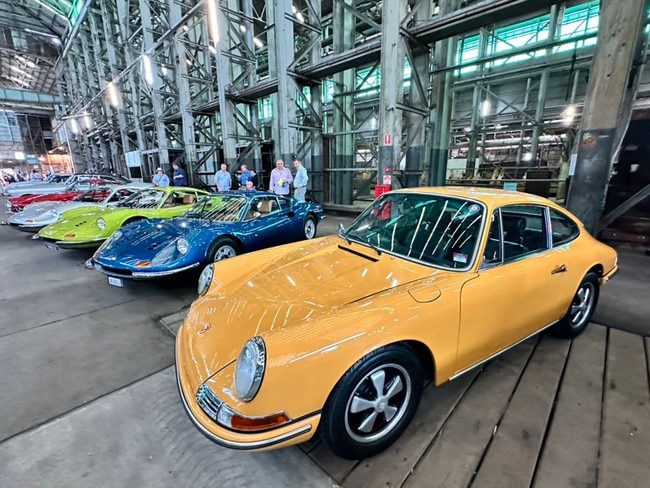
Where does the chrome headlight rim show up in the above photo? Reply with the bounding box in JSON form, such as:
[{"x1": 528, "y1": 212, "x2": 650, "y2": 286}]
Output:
[
  {"x1": 197, "y1": 263, "x2": 214, "y2": 296},
  {"x1": 234, "y1": 336, "x2": 266, "y2": 402},
  {"x1": 97, "y1": 218, "x2": 106, "y2": 230},
  {"x1": 176, "y1": 237, "x2": 190, "y2": 255}
]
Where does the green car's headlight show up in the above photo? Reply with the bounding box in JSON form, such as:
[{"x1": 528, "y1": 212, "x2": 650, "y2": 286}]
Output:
[
  {"x1": 234, "y1": 337, "x2": 266, "y2": 402},
  {"x1": 197, "y1": 264, "x2": 213, "y2": 296},
  {"x1": 97, "y1": 218, "x2": 106, "y2": 230},
  {"x1": 176, "y1": 237, "x2": 189, "y2": 255}
]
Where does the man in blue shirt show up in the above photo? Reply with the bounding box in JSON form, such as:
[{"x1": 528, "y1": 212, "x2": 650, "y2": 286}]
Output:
[
  {"x1": 215, "y1": 164, "x2": 232, "y2": 192},
  {"x1": 292, "y1": 159, "x2": 309, "y2": 201},
  {"x1": 152, "y1": 167, "x2": 170, "y2": 187},
  {"x1": 172, "y1": 163, "x2": 188, "y2": 186},
  {"x1": 237, "y1": 164, "x2": 252, "y2": 188}
]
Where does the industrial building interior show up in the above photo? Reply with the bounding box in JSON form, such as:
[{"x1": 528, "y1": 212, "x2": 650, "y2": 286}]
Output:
[{"x1": 1, "y1": 0, "x2": 649, "y2": 487}]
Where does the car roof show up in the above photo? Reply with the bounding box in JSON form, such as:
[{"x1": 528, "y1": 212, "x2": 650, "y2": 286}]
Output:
[{"x1": 394, "y1": 186, "x2": 560, "y2": 208}]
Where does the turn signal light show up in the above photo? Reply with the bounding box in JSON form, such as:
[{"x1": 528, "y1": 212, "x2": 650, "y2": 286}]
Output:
[
  {"x1": 64, "y1": 233, "x2": 76, "y2": 238},
  {"x1": 135, "y1": 260, "x2": 152, "y2": 268},
  {"x1": 230, "y1": 412, "x2": 291, "y2": 432}
]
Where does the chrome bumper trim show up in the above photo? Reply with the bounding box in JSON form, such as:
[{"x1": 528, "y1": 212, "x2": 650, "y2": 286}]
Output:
[
  {"x1": 175, "y1": 367, "x2": 312, "y2": 450},
  {"x1": 94, "y1": 261, "x2": 200, "y2": 279}
]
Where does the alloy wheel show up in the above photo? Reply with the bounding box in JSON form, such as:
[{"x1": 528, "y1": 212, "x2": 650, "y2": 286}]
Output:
[
  {"x1": 214, "y1": 245, "x2": 236, "y2": 261},
  {"x1": 570, "y1": 281, "x2": 596, "y2": 328},
  {"x1": 344, "y1": 363, "x2": 412, "y2": 444}
]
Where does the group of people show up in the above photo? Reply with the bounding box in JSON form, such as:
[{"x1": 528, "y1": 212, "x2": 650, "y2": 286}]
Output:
[
  {"x1": 2, "y1": 168, "x2": 51, "y2": 186},
  {"x1": 214, "y1": 159, "x2": 309, "y2": 201},
  {"x1": 152, "y1": 163, "x2": 188, "y2": 187}
]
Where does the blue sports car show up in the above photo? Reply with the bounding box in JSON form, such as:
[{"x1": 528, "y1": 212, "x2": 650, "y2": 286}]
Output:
[{"x1": 90, "y1": 191, "x2": 325, "y2": 282}]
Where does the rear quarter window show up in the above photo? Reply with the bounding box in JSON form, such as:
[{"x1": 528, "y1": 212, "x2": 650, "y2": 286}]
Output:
[{"x1": 549, "y1": 209, "x2": 579, "y2": 246}]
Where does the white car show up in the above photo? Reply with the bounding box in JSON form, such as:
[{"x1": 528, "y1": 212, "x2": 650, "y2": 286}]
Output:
[
  {"x1": 7, "y1": 186, "x2": 141, "y2": 232},
  {"x1": 4, "y1": 173, "x2": 142, "y2": 197}
]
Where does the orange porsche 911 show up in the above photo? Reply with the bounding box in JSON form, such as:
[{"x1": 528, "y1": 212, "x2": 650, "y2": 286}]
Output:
[{"x1": 175, "y1": 187, "x2": 618, "y2": 459}]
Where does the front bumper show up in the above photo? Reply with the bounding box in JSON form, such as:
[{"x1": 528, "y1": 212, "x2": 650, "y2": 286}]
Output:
[
  {"x1": 175, "y1": 338, "x2": 318, "y2": 451},
  {"x1": 41, "y1": 237, "x2": 106, "y2": 249},
  {"x1": 93, "y1": 260, "x2": 200, "y2": 280}
]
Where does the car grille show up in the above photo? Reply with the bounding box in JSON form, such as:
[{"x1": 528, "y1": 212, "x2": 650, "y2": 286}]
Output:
[
  {"x1": 97, "y1": 264, "x2": 133, "y2": 277},
  {"x1": 196, "y1": 383, "x2": 223, "y2": 421}
]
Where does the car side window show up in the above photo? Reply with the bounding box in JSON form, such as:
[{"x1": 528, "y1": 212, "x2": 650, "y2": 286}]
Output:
[
  {"x1": 483, "y1": 211, "x2": 503, "y2": 265},
  {"x1": 549, "y1": 209, "x2": 579, "y2": 246},
  {"x1": 278, "y1": 196, "x2": 292, "y2": 211},
  {"x1": 500, "y1": 205, "x2": 548, "y2": 262}
]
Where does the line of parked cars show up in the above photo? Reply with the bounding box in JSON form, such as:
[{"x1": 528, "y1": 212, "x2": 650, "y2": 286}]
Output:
[{"x1": 3, "y1": 182, "x2": 619, "y2": 460}]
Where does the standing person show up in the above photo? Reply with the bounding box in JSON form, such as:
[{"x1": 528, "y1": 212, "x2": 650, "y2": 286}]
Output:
[
  {"x1": 152, "y1": 167, "x2": 170, "y2": 187},
  {"x1": 215, "y1": 163, "x2": 232, "y2": 192},
  {"x1": 292, "y1": 159, "x2": 309, "y2": 201},
  {"x1": 172, "y1": 163, "x2": 188, "y2": 186},
  {"x1": 237, "y1": 164, "x2": 252, "y2": 188},
  {"x1": 269, "y1": 159, "x2": 293, "y2": 195}
]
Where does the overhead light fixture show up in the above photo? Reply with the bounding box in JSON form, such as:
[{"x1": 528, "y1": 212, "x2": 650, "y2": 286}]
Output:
[
  {"x1": 186, "y1": 59, "x2": 192, "y2": 66},
  {"x1": 206, "y1": 0, "x2": 219, "y2": 47},
  {"x1": 106, "y1": 81, "x2": 122, "y2": 108},
  {"x1": 292, "y1": 5, "x2": 305, "y2": 23},
  {"x1": 481, "y1": 99, "x2": 491, "y2": 117},
  {"x1": 10, "y1": 65, "x2": 33, "y2": 78},
  {"x1": 17, "y1": 55, "x2": 38, "y2": 69},
  {"x1": 253, "y1": 37, "x2": 264, "y2": 48},
  {"x1": 240, "y1": 24, "x2": 246, "y2": 33},
  {"x1": 142, "y1": 54, "x2": 154, "y2": 85},
  {"x1": 208, "y1": 45, "x2": 217, "y2": 54},
  {"x1": 161, "y1": 66, "x2": 168, "y2": 76},
  {"x1": 562, "y1": 105, "x2": 576, "y2": 126},
  {"x1": 182, "y1": 25, "x2": 189, "y2": 32},
  {"x1": 83, "y1": 113, "x2": 93, "y2": 130},
  {"x1": 68, "y1": 118, "x2": 80, "y2": 135}
]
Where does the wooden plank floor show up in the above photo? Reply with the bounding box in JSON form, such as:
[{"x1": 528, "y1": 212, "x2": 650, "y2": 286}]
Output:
[{"x1": 303, "y1": 324, "x2": 650, "y2": 488}]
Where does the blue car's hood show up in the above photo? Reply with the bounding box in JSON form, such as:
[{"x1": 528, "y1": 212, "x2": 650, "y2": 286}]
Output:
[{"x1": 97, "y1": 217, "x2": 233, "y2": 263}]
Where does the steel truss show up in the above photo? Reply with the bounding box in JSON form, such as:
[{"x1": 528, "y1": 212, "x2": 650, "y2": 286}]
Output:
[{"x1": 56, "y1": 0, "x2": 605, "y2": 203}]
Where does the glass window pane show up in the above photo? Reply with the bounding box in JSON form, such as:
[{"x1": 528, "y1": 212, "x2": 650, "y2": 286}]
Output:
[{"x1": 549, "y1": 209, "x2": 580, "y2": 246}]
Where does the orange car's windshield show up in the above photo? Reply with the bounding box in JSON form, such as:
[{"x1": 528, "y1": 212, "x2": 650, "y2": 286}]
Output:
[{"x1": 343, "y1": 193, "x2": 485, "y2": 270}]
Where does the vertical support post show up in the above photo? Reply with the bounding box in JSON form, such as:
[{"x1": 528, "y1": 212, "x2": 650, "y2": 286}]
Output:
[
  {"x1": 567, "y1": 0, "x2": 647, "y2": 234},
  {"x1": 378, "y1": 0, "x2": 408, "y2": 188}
]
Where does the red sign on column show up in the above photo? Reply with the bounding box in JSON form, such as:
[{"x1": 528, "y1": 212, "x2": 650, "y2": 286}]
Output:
[{"x1": 383, "y1": 133, "x2": 392, "y2": 146}]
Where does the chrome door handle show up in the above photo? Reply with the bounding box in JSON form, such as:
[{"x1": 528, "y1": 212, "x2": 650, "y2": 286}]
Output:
[{"x1": 551, "y1": 264, "x2": 567, "y2": 274}]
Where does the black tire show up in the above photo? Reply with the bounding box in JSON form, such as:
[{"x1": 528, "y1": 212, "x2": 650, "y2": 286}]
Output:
[
  {"x1": 303, "y1": 215, "x2": 317, "y2": 240},
  {"x1": 320, "y1": 344, "x2": 423, "y2": 459},
  {"x1": 548, "y1": 272, "x2": 600, "y2": 339},
  {"x1": 208, "y1": 237, "x2": 240, "y2": 262}
]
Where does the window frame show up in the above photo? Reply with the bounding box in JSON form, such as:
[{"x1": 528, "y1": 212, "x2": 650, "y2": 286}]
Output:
[{"x1": 548, "y1": 207, "x2": 581, "y2": 247}]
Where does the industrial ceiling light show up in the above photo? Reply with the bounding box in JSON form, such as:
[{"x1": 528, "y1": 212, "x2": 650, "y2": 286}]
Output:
[
  {"x1": 83, "y1": 113, "x2": 93, "y2": 130},
  {"x1": 562, "y1": 105, "x2": 576, "y2": 126},
  {"x1": 10, "y1": 65, "x2": 33, "y2": 78},
  {"x1": 68, "y1": 118, "x2": 80, "y2": 135},
  {"x1": 142, "y1": 54, "x2": 154, "y2": 85},
  {"x1": 481, "y1": 99, "x2": 491, "y2": 117},
  {"x1": 253, "y1": 37, "x2": 264, "y2": 49},
  {"x1": 208, "y1": 45, "x2": 217, "y2": 54},
  {"x1": 206, "y1": 0, "x2": 219, "y2": 47},
  {"x1": 292, "y1": 5, "x2": 305, "y2": 23},
  {"x1": 106, "y1": 81, "x2": 121, "y2": 108}
]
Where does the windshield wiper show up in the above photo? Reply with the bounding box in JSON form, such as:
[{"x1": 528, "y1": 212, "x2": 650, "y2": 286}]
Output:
[{"x1": 364, "y1": 238, "x2": 383, "y2": 256}]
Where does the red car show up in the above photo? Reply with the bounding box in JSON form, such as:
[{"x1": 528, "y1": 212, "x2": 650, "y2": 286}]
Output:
[{"x1": 8, "y1": 182, "x2": 116, "y2": 213}]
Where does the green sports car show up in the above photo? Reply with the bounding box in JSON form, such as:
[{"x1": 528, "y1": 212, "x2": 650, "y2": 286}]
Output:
[{"x1": 38, "y1": 186, "x2": 210, "y2": 249}]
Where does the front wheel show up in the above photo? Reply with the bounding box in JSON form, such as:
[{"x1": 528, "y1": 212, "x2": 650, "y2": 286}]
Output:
[
  {"x1": 209, "y1": 237, "x2": 239, "y2": 262},
  {"x1": 548, "y1": 272, "x2": 600, "y2": 338},
  {"x1": 303, "y1": 216, "x2": 317, "y2": 240},
  {"x1": 320, "y1": 344, "x2": 423, "y2": 459}
]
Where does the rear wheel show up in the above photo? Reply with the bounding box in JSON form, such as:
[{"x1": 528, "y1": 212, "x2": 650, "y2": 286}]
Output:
[
  {"x1": 209, "y1": 237, "x2": 240, "y2": 262},
  {"x1": 549, "y1": 272, "x2": 599, "y2": 338},
  {"x1": 320, "y1": 344, "x2": 423, "y2": 459},
  {"x1": 303, "y1": 216, "x2": 317, "y2": 240}
]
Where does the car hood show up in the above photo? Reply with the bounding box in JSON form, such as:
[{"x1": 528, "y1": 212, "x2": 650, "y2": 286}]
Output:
[
  {"x1": 99, "y1": 218, "x2": 224, "y2": 261},
  {"x1": 180, "y1": 236, "x2": 459, "y2": 380}
]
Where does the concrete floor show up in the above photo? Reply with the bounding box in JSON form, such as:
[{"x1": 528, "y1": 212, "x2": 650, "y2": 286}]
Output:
[{"x1": 0, "y1": 203, "x2": 350, "y2": 488}]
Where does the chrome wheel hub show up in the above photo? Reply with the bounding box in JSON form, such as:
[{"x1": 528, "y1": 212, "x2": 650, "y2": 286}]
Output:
[
  {"x1": 570, "y1": 282, "x2": 595, "y2": 328},
  {"x1": 214, "y1": 245, "x2": 236, "y2": 261},
  {"x1": 304, "y1": 220, "x2": 316, "y2": 239},
  {"x1": 344, "y1": 363, "x2": 411, "y2": 443}
]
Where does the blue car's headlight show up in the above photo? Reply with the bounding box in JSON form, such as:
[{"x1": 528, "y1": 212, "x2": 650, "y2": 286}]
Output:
[
  {"x1": 197, "y1": 264, "x2": 213, "y2": 296},
  {"x1": 234, "y1": 337, "x2": 266, "y2": 402},
  {"x1": 176, "y1": 237, "x2": 189, "y2": 255},
  {"x1": 152, "y1": 244, "x2": 176, "y2": 266}
]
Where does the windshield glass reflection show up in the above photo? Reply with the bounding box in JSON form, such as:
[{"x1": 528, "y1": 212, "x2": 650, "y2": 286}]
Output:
[
  {"x1": 344, "y1": 193, "x2": 485, "y2": 269},
  {"x1": 184, "y1": 195, "x2": 247, "y2": 222}
]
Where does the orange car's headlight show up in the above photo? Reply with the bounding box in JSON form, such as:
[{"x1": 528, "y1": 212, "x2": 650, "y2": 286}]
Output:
[{"x1": 234, "y1": 336, "x2": 266, "y2": 402}]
